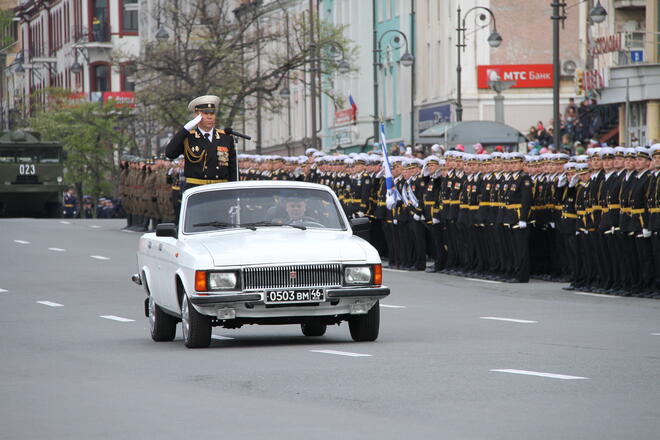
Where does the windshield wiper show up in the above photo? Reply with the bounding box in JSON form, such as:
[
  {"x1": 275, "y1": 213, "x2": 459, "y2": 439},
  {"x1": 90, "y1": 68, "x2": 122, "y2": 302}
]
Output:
[
  {"x1": 192, "y1": 221, "x2": 256, "y2": 231},
  {"x1": 244, "y1": 221, "x2": 306, "y2": 230}
]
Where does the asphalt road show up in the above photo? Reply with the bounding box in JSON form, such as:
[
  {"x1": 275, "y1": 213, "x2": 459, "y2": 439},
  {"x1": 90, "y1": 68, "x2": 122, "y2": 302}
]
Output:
[{"x1": 1, "y1": 218, "x2": 659, "y2": 439}]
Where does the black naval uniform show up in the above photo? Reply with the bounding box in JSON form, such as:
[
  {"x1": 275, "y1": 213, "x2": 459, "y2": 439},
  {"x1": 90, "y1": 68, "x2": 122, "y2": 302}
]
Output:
[{"x1": 165, "y1": 127, "x2": 237, "y2": 190}]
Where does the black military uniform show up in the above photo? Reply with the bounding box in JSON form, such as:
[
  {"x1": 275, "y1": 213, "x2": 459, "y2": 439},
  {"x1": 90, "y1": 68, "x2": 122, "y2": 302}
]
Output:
[{"x1": 165, "y1": 95, "x2": 237, "y2": 190}]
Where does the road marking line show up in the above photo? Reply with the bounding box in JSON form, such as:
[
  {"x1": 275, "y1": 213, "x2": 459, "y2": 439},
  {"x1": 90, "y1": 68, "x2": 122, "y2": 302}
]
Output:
[
  {"x1": 99, "y1": 315, "x2": 135, "y2": 322},
  {"x1": 0, "y1": 288, "x2": 7, "y2": 293},
  {"x1": 14, "y1": 240, "x2": 30, "y2": 244},
  {"x1": 570, "y1": 291, "x2": 620, "y2": 299},
  {"x1": 480, "y1": 317, "x2": 538, "y2": 324},
  {"x1": 121, "y1": 229, "x2": 133, "y2": 233},
  {"x1": 211, "y1": 335, "x2": 235, "y2": 340},
  {"x1": 381, "y1": 304, "x2": 407, "y2": 309},
  {"x1": 90, "y1": 255, "x2": 110, "y2": 260},
  {"x1": 59, "y1": 221, "x2": 71, "y2": 224},
  {"x1": 89, "y1": 225, "x2": 101, "y2": 229},
  {"x1": 37, "y1": 301, "x2": 63, "y2": 307},
  {"x1": 48, "y1": 247, "x2": 66, "y2": 252},
  {"x1": 309, "y1": 350, "x2": 371, "y2": 357},
  {"x1": 651, "y1": 333, "x2": 660, "y2": 336},
  {"x1": 490, "y1": 369, "x2": 589, "y2": 380},
  {"x1": 466, "y1": 277, "x2": 501, "y2": 284},
  {"x1": 382, "y1": 268, "x2": 409, "y2": 273}
]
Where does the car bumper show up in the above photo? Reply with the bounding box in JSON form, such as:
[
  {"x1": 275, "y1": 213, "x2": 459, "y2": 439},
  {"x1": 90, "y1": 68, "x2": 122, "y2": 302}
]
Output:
[{"x1": 188, "y1": 286, "x2": 389, "y2": 307}]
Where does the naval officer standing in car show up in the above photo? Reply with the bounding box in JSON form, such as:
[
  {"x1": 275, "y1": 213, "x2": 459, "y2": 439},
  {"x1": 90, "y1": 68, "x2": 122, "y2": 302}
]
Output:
[{"x1": 165, "y1": 95, "x2": 237, "y2": 190}]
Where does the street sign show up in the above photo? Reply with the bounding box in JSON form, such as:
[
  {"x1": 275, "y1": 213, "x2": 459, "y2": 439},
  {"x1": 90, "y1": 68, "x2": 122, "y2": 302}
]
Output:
[
  {"x1": 630, "y1": 50, "x2": 644, "y2": 63},
  {"x1": 477, "y1": 64, "x2": 553, "y2": 89}
]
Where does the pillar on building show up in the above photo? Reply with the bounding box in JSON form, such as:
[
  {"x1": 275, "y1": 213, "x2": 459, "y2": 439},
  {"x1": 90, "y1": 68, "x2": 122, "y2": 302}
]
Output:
[
  {"x1": 618, "y1": 105, "x2": 626, "y2": 146},
  {"x1": 647, "y1": 100, "x2": 660, "y2": 144}
]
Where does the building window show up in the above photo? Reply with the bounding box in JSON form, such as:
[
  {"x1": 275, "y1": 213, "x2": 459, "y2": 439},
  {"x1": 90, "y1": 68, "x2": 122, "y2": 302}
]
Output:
[
  {"x1": 92, "y1": 0, "x2": 110, "y2": 42},
  {"x1": 121, "y1": 63, "x2": 136, "y2": 91},
  {"x1": 91, "y1": 63, "x2": 110, "y2": 92},
  {"x1": 121, "y1": 0, "x2": 138, "y2": 33}
]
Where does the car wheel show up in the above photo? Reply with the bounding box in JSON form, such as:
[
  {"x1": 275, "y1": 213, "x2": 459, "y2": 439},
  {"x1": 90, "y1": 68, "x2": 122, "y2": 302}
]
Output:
[
  {"x1": 348, "y1": 301, "x2": 380, "y2": 342},
  {"x1": 181, "y1": 294, "x2": 211, "y2": 348},
  {"x1": 301, "y1": 321, "x2": 327, "y2": 337},
  {"x1": 148, "y1": 295, "x2": 177, "y2": 342}
]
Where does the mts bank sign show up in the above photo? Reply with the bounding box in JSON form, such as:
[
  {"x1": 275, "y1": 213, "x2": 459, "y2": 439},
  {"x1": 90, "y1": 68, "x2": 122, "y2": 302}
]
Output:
[{"x1": 477, "y1": 64, "x2": 553, "y2": 89}]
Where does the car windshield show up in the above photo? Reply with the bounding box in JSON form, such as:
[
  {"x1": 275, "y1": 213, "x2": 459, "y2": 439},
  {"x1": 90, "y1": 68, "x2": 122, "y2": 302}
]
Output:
[{"x1": 184, "y1": 187, "x2": 347, "y2": 234}]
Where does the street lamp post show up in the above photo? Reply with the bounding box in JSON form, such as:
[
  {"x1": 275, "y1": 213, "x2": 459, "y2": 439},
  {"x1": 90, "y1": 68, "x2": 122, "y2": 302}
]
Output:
[
  {"x1": 551, "y1": 0, "x2": 607, "y2": 151},
  {"x1": 455, "y1": 6, "x2": 502, "y2": 122},
  {"x1": 373, "y1": 29, "x2": 414, "y2": 146}
]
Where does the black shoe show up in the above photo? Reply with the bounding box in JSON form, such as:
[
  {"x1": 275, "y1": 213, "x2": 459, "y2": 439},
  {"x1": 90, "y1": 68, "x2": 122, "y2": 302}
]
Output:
[
  {"x1": 425, "y1": 267, "x2": 440, "y2": 273},
  {"x1": 562, "y1": 285, "x2": 576, "y2": 291}
]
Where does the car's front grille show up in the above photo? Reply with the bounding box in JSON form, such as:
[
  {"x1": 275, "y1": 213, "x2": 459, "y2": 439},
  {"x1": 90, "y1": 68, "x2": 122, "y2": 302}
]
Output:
[{"x1": 243, "y1": 264, "x2": 342, "y2": 290}]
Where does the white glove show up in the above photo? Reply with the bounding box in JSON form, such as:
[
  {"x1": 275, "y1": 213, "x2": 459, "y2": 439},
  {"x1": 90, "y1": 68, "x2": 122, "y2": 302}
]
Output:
[
  {"x1": 611, "y1": 226, "x2": 616, "y2": 234},
  {"x1": 548, "y1": 222, "x2": 555, "y2": 229},
  {"x1": 569, "y1": 175, "x2": 579, "y2": 188},
  {"x1": 356, "y1": 211, "x2": 364, "y2": 218},
  {"x1": 184, "y1": 114, "x2": 203, "y2": 131},
  {"x1": 413, "y1": 214, "x2": 420, "y2": 221},
  {"x1": 518, "y1": 221, "x2": 527, "y2": 229},
  {"x1": 393, "y1": 219, "x2": 398, "y2": 225},
  {"x1": 642, "y1": 228, "x2": 651, "y2": 238},
  {"x1": 432, "y1": 218, "x2": 440, "y2": 224}
]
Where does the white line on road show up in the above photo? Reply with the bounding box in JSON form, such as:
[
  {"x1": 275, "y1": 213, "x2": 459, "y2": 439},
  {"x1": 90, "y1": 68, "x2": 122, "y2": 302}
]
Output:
[
  {"x1": 466, "y1": 277, "x2": 501, "y2": 284},
  {"x1": 490, "y1": 369, "x2": 589, "y2": 380},
  {"x1": 480, "y1": 317, "x2": 538, "y2": 324},
  {"x1": 309, "y1": 350, "x2": 372, "y2": 357},
  {"x1": 14, "y1": 240, "x2": 30, "y2": 244},
  {"x1": 0, "y1": 288, "x2": 8, "y2": 293},
  {"x1": 381, "y1": 304, "x2": 407, "y2": 309},
  {"x1": 89, "y1": 225, "x2": 101, "y2": 229},
  {"x1": 48, "y1": 247, "x2": 66, "y2": 252},
  {"x1": 382, "y1": 268, "x2": 409, "y2": 273},
  {"x1": 121, "y1": 229, "x2": 133, "y2": 233},
  {"x1": 37, "y1": 301, "x2": 63, "y2": 307},
  {"x1": 90, "y1": 255, "x2": 110, "y2": 260},
  {"x1": 211, "y1": 335, "x2": 235, "y2": 340},
  {"x1": 99, "y1": 315, "x2": 135, "y2": 322},
  {"x1": 59, "y1": 221, "x2": 71, "y2": 224},
  {"x1": 570, "y1": 291, "x2": 620, "y2": 299},
  {"x1": 651, "y1": 333, "x2": 660, "y2": 336}
]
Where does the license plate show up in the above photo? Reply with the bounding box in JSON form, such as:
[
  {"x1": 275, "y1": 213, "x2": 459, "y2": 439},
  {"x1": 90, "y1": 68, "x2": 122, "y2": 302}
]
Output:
[{"x1": 264, "y1": 288, "x2": 325, "y2": 304}]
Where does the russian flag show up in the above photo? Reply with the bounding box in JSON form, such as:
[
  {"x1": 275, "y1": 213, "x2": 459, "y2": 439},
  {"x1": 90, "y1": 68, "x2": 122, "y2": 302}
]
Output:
[{"x1": 349, "y1": 93, "x2": 357, "y2": 120}]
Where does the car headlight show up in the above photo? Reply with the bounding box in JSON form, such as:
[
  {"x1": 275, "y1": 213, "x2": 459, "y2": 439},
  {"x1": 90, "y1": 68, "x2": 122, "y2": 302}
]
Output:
[
  {"x1": 195, "y1": 270, "x2": 239, "y2": 291},
  {"x1": 209, "y1": 272, "x2": 238, "y2": 290},
  {"x1": 344, "y1": 266, "x2": 372, "y2": 285}
]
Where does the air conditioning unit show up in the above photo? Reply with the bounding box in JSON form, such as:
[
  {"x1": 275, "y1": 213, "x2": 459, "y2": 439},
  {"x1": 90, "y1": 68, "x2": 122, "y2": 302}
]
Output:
[
  {"x1": 562, "y1": 60, "x2": 577, "y2": 76},
  {"x1": 623, "y1": 31, "x2": 644, "y2": 49}
]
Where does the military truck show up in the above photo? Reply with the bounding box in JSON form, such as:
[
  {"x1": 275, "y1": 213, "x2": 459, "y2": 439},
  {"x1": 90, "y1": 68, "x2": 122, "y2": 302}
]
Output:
[{"x1": 0, "y1": 130, "x2": 67, "y2": 217}]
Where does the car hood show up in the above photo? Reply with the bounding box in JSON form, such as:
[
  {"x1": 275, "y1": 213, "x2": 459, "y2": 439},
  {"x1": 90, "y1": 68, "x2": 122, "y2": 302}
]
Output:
[{"x1": 195, "y1": 229, "x2": 368, "y2": 266}]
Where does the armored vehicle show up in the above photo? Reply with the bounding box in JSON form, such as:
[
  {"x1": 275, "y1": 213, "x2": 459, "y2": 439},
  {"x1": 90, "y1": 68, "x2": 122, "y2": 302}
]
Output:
[{"x1": 0, "y1": 130, "x2": 66, "y2": 217}]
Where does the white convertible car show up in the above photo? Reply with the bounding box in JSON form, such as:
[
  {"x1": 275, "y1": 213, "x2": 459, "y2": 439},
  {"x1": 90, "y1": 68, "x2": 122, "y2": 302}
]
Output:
[{"x1": 132, "y1": 181, "x2": 389, "y2": 348}]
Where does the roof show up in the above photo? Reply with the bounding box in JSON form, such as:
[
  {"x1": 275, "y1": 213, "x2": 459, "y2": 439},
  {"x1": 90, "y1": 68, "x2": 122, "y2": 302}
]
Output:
[{"x1": 419, "y1": 120, "x2": 526, "y2": 150}]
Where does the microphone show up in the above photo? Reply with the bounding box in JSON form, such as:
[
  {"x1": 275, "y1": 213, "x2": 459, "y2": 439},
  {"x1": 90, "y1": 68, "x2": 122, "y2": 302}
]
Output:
[{"x1": 223, "y1": 127, "x2": 252, "y2": 140}]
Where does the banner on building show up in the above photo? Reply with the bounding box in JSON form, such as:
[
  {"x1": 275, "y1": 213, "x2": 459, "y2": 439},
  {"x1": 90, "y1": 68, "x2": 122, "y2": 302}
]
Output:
[
  {"x1": 103, "y1": 92, "x2": 136, "y2": 108},
  {"x1": 418, "y1": 104, "x2": 451, "y2": 131},
  {"x1": 334, "y1": 107, "x2": 356, "y2": 125},
  {"x1": 477, "y1": 64, "x2": 553, "y2": 89}
]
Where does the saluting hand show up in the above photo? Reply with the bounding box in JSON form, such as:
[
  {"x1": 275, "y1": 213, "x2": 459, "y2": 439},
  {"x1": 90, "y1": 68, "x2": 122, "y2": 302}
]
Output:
[{"x1": 184, "y1": 114, "x2": 203, "y2": 131}]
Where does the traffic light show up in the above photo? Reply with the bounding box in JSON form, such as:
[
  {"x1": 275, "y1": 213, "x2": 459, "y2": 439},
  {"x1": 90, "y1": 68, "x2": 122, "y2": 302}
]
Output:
[{"x1": 576, "y1": 69, "x2": 584, "y2": 95}]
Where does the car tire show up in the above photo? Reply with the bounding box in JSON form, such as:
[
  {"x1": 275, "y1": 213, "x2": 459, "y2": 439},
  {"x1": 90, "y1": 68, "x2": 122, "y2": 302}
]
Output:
[
  {"x1": 301, "y1": 322, "x2": 327, "y2": 337},
  {"x1": 148, "y1": 295, "x2": 177, "y2": 342},
  {"x1": 348, "y1": 301, "x2": 380, "y2": 342},
  {"x1": 181, "y1": 294, "x2": 211, "y2": 348}
]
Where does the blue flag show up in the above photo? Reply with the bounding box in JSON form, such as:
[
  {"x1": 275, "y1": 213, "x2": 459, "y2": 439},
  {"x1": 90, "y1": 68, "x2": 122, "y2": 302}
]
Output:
[{"x1": 379, "y1": 123, "x2": 401, "y2": 210}]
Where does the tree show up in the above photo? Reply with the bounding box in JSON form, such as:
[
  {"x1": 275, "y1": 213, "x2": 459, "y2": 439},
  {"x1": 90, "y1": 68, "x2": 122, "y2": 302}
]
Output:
[
  {"x1": 28, "y1": 89, "x2": 133, "y2": 199},
  {"x1": 130, "y1": 0, "x2": 355, "y2": 131}
]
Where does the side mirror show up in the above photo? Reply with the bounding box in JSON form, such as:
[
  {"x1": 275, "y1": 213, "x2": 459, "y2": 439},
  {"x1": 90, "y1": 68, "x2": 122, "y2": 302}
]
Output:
[
  {"x1": 156, "y1": 223, "x2": 177, "y2": 238},
  {"x1": 350, "y1": 217, "x2": 370, "y2": 236}
]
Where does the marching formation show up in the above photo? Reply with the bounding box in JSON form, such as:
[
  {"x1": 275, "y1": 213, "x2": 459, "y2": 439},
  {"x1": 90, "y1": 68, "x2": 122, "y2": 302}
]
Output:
[{"x1": 116, "y1": 144, "x2": 660, "y2": 299}]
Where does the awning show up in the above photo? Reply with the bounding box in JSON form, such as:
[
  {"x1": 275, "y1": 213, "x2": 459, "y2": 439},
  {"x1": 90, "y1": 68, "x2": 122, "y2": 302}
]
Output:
[{"x1": 419, "y1": 120, "x2": 526, "y2": 151}]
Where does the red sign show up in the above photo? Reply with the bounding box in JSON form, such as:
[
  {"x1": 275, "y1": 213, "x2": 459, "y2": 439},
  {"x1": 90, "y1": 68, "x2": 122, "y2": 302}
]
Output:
[
  {"x1": 334, "y1": 107, "x2": 356, "y2": 125},
  {"x1": 477, "y1": 64, "x2": 553, "y2": 89},
  {"x1": 583, "y1": 69, "x2": 606, "y2": 91},
  {"x1": 103, "y1": 91, "x2": 136, "y2": 108}
]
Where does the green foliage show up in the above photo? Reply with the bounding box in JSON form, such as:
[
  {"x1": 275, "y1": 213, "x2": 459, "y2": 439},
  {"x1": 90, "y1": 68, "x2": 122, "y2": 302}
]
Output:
[{"x1": 28, "y1": 88, "x2": 133, "y2": 198}]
